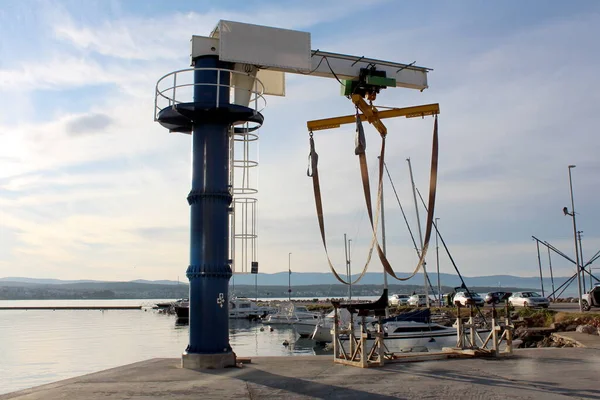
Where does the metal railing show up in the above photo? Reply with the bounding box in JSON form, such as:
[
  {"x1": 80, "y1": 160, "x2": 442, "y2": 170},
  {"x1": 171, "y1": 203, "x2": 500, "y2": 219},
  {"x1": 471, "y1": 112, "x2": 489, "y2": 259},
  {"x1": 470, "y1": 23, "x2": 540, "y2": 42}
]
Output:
[{"x1": 154, "y1": 67, "x2": 267, "y2": 121}]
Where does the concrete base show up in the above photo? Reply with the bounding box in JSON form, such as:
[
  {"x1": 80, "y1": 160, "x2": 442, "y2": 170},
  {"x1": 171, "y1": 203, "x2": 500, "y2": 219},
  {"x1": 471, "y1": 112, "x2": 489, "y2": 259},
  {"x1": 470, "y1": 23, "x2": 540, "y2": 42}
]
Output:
[
  {"x1": 181, "y1": 351, "x2": 236, "y2": 370},
  {"x1": 4, "y1": 349, "x2": 600, "y2": 399}
]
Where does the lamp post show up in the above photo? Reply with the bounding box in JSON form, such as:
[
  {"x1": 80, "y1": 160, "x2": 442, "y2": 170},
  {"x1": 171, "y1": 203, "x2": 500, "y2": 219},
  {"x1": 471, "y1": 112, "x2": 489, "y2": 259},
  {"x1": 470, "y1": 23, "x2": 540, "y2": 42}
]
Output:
[
  {"x1": 564, "y1": 165, "x2": 583, "y2": 312},
  {"x1": 578, "y1": 231, "x2": 586, "y2": 293},
  {"x1": 288, "y1": 252, "x2": 292, "y2": 301}
]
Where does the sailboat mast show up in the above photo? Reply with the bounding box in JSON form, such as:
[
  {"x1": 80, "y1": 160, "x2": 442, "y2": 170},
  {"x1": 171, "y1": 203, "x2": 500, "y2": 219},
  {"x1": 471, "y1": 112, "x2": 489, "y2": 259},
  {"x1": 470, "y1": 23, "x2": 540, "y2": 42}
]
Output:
[
  {"x1": 407, "y1": 158, "x2": 429, "y2": 308},
  {"x1": 379, "y1": 156, "x2": 389, "y2": 317}
]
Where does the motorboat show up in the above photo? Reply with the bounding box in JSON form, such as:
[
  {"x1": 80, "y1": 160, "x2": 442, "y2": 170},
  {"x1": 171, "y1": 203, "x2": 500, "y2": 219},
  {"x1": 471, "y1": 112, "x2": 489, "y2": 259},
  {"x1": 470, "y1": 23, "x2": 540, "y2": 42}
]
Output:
[
  {"x1": 311, "y1": 308, "x2": 489, "y2": 351},
  {"x1": 310, "y1": 308, "x2": 377, "y2": 342},
  {"x1": 172, "y1": 297, "x2": 271, "y2": 320},
  {"x1": 262, "y1": 302, "x2": 320, "y2": 327},
  {"x1": 173, "y1": 299, "x2": 190, "y2": 319},
  {"x1": 229, "y1": 297, "x2": 271, "y2": 319}
]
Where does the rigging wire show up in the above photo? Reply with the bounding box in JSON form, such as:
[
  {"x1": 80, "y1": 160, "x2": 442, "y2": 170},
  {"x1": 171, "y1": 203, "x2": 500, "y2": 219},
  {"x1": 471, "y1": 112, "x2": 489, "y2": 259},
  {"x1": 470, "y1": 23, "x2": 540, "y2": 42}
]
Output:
[
  {"x1": 383, "y1": 162, "x2": 438, "y2": 297},
  {"x1": 324, "y1": 56, "x2": 346, "y2": 86},
  {"x1": 384, "y1": 163, "x2": 420, "y2": 259},
  {"x1": 414, "y1": 187, "x2": 488, "y2": 325}
]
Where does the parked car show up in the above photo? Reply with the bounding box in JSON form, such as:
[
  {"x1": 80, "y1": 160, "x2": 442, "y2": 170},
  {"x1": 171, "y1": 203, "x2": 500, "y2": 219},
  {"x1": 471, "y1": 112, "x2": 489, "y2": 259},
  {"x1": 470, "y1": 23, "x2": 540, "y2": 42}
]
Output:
[
  {"x1": 484, "y1": 291, "x2": 512, "y2": 304},
  {"x1": 582, "y1": 285, "x2": 600, "y2": 311},
  {"x1": 453, "y1": 291, "x2": 485, "y2": 307},
  {"x1": 508, "y1": 292, "x2": 549, "y2": 308},
  {"x1": 407, "y1": 294, "x2": 428, "y2": 307},
  {"x1": 389, "y1": 294, "x2": 410, "y2": 306}
]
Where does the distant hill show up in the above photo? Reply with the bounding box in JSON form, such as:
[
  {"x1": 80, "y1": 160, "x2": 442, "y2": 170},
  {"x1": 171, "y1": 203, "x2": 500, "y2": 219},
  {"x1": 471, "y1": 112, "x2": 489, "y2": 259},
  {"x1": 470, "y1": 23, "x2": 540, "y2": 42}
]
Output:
[
  {"x1": 0, "y1": 277, "x2": 101, "y2": 285},
  {"x1": 1, "y1": 270, "x2": 587, "y2": 299},
  {"x1": 229, "y1": 271, "x2": 574, "y2": 291},
  {"x1": 0, "y1": 272, "x2": 581, "y2": 296},
  {"x1": 130, "y1": 279, "x2": 180, "y2": 285}
]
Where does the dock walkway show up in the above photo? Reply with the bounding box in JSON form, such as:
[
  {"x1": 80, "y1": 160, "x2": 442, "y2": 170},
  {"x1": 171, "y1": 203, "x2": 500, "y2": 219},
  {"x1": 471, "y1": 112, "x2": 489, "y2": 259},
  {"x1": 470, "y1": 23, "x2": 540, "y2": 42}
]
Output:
[{"x1": 2, "y1": 348, "x2": 599, "y2": 400}]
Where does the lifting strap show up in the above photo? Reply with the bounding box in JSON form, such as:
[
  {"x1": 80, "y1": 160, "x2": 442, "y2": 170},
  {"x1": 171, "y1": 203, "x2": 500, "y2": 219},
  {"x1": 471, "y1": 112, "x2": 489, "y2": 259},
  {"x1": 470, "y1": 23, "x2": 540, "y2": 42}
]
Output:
[
  {"x1": 370, "y1": 115, "x2": 438, "y2": 281},
  {"x1": 307, "y1": 129, "x2": 377, "y2": 285},
  {"x1": 308, "y1": 111, "x2": 438, "y2": 284}
]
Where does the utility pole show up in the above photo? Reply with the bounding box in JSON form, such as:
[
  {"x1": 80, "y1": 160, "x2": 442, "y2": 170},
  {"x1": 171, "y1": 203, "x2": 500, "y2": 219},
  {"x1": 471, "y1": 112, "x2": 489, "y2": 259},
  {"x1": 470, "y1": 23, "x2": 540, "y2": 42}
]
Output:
[
  {"x1": 288, "y1": 252, "x2": 292, "y2": 301},
  {"x1": 565, "y1": 165, "x2": 583, "y2": 312},
  {"x1": 435, "y1": 217, "x2": 441, "y2": 306},
  {"x1": 547, "y1": 247, "x2": 556, "y2": 301},
  {"x1": 578, "y1": 231, "x2": 586, "y2": 293},
  {"x1": 407, "y1": 158, "x2": 429, "y2": 307}
]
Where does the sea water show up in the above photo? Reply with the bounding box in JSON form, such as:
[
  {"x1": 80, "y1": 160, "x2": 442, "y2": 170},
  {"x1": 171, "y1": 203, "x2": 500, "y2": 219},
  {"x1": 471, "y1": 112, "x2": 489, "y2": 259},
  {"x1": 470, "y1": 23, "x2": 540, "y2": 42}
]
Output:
[{"x1": 0, "y1": 299, "x2": 325, "y2": 395}]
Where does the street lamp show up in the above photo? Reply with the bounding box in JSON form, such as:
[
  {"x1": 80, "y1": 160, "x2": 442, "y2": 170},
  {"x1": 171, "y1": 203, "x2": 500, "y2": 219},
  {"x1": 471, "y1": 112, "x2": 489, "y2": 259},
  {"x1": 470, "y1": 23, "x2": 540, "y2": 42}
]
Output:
[
  {"x1": 564, "y1": 164, "x2": 583, "y2": 312},
  {"x1": 288, "y1": 252, "x2": 292, "y2": 301}
]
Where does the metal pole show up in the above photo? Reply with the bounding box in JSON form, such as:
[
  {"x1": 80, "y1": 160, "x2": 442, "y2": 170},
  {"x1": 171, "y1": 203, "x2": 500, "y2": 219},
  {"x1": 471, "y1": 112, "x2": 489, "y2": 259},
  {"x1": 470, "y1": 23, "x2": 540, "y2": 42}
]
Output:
[
  {"x1": 435, "y1": 217, "x2": 441, "y2": 306},
  {"x1": 380, "y1": 164, "x2": 389, "y2": 317},
  {"x1": 407, "y1": 158, "x2": 429, "y2": 307},
  {"x1": 568, "y1": 165, "x2": 583, "y2": 312},
  {"x1": 578, "y1": 231, "x2": 586, "y2": 293},
  {"x1": 348, "y1": 239, "x2": 353, "y2": 300},
  {"x1": 288, "y1": 252, "x2": 292, "y2": 301},
  {"x1": 344, "y1": 234, "x2": 349, "y2": 300},
  {"x1": 184, "y1": 57, "x2": 236, "y2": 364},
  {"x1": 547, "y1": 247, "x2": 556, "y2": 301},
  {"x1": 536, "y1": 240, "x2": 545, "y2": 297}
]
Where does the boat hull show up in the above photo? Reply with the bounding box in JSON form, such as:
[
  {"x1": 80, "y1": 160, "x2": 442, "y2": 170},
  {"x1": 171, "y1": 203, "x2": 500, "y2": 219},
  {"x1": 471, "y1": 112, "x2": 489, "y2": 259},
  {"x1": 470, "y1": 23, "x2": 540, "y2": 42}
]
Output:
[{"x1": 293, "y1": 320, "x2": 320, "y2": 338}]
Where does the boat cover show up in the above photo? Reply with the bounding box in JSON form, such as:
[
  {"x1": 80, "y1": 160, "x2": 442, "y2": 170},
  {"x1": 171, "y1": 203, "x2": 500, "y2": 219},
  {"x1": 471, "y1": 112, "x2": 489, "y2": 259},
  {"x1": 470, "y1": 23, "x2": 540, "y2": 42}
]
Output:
[{"x1": 381, "y1": 308, "x2": 431, "y2": 324}]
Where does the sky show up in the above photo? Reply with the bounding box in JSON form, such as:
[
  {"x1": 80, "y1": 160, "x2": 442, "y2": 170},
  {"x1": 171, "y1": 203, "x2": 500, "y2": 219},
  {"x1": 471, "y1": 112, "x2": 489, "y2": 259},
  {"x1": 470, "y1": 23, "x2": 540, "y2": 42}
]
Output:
[{"x1": 1, "y1": 0, "x2": 600, "y2": 282}]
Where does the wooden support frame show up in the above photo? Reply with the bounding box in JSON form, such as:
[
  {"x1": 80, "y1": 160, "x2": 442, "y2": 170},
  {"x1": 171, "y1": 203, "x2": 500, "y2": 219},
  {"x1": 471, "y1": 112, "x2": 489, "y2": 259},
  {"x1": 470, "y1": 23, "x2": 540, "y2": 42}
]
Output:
[
  {"x1": 451, "y1": 301, "x2": 515, "y2": 358},
  {"x1": 332, "y1": 312, "x2": 385, "y2": 368}
]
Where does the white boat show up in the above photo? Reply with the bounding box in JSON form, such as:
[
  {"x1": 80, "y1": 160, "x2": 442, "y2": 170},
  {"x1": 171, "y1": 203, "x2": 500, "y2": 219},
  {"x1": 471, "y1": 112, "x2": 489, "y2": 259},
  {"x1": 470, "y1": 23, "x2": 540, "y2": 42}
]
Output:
[
  {"x1": 310, "y1": 308, "x2": 377, "y2": 342},
  {"x1": 261, "y1": 302, "x2": 320, "y2": 326},
  {"x1": 314, "y1": 318, "x2": 490, "y2": 352},
  {"x1": 311, "y1": 308, "x2": 490, "y2": 350},
  {"x1": 229, "y1": 297, "x2": 271, "y2": 319},
  {"x1": 294, "y1": 319, "x2": 321, "y2": 338}
]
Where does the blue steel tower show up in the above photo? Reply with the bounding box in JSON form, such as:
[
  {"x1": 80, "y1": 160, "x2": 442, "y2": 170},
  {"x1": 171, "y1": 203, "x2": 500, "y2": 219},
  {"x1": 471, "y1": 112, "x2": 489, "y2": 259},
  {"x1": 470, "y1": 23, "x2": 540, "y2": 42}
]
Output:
[{"x1": 156, "y1": 55, "x2": 263, "y2": 369}]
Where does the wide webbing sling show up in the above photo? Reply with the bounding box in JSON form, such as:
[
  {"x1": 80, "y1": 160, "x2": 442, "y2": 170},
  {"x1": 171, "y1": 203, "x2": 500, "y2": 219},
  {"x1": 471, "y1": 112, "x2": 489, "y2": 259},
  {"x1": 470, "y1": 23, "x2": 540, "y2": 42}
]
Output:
[{"x1": 308, "y1": 112, "x2": 438, "y2": 285}]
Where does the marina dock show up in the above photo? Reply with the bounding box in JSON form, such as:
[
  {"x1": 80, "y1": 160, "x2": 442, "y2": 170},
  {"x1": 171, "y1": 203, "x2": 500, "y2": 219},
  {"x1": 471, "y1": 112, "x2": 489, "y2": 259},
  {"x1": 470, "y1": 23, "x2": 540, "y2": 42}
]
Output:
[{"x1": 2, "y1": 347, "x2": 599, "y2": 400}]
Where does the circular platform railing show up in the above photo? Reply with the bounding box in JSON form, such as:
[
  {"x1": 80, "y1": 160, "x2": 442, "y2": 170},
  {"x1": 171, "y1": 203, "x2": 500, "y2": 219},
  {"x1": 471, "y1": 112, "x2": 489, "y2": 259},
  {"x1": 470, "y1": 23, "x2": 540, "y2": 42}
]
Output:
[{"x1": 154, "y1": 67, "x2": 267, "y2": 123}]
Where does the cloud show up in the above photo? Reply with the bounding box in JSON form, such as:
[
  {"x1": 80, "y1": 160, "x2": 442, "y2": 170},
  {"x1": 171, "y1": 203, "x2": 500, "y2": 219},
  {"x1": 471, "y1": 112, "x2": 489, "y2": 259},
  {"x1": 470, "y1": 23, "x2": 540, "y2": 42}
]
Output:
[
  {"x1": 52, "y1": 1, "x2": 388, "y2": 61},
  {"x1": 65, "y1": 113, "x2": 113, "y2": 136},
  {"x1": 2, "y1": 3, "x2": 600, "y2": 282}
]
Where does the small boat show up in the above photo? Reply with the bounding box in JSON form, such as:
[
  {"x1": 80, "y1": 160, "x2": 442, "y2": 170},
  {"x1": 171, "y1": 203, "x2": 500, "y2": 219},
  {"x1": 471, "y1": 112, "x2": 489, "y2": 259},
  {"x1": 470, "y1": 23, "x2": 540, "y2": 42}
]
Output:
[
  {"x1": 261, "y1": 302, "x2": 320, "y2": 326},
  {"x1": 173, "y1": 299, "x2": 190, "y2": 319},
  {"x1": 229, "y1": 297, "x2": 271, "y2": 319},
  {"x1": 172, "y1": 297, "x2": 271, "y2": 320},
  {"x1": 311, "y1": 308, "x2": 489, "y2": 350}
]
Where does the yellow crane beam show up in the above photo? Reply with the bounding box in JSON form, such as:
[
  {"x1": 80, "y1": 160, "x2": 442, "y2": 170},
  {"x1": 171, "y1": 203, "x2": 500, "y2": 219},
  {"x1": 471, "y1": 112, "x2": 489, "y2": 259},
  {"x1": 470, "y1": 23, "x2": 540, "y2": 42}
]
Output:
[{"x1": 307, "y1": 97, "x2": 440, "y2": 133}]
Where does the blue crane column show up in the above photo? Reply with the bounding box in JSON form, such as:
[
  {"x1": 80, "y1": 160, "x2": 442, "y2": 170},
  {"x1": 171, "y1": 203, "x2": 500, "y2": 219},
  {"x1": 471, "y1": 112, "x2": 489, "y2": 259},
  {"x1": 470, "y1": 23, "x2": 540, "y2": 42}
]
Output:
[
  {"x1": 186, "y1": 56, "x2": 234, "y2": 360},
  {"x1": 156, "y1": 54, "x2": 263, "y2": 369}
]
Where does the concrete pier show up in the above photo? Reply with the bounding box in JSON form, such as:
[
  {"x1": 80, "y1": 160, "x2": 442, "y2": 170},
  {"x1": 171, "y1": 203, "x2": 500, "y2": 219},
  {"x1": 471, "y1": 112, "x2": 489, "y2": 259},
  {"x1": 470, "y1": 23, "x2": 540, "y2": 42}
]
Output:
[{"x1": 2, "y1": 348, "x2": 599, "y2": 399}]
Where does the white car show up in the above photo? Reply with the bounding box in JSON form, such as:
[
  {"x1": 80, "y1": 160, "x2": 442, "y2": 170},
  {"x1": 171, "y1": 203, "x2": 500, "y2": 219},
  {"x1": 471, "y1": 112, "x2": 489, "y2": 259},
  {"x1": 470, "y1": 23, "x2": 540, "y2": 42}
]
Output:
[
  {"x1": 582, "y1": 285, "x2": 600, "y2": 311},
  {"x1": 453, "y1": 291, "x2": 485, "y2": 307},
  {"x1": 407, "y1": 294, "x2": 427, "y2": 307},
  {"x1": 508, "y1": 292, "x2": 549, "y2": 308},
  {"x1": 389, "y1": 294, "x2": 410, "y2": 306}
]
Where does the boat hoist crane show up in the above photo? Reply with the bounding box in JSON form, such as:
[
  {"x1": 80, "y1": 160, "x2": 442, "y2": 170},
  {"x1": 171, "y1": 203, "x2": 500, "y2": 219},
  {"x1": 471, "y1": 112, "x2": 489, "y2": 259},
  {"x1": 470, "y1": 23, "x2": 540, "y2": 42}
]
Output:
[
  {"x1": 306, "y1": 68, "x2": 440, "y2": 286},
  {"x1": 153, "y1": 20, "x2": 439, "y2": 370}
]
